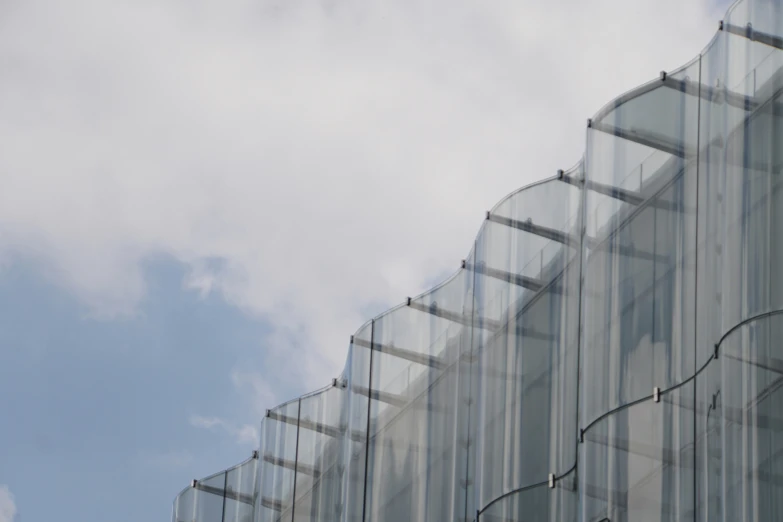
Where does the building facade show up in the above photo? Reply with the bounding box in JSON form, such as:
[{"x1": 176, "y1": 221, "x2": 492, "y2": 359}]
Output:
[{"x1": 172, "y1": 0, "x2": 783, "y2": 520}]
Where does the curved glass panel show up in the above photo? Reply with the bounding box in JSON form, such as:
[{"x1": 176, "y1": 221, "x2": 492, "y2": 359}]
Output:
[
  {"x1": 582, "y1": 58, "x2": 700, "y2": 424},
  {"x1": 719, "y1": 314, "x2": 783, "y2": 521},
  {"x1": 259, "y1": 399, "x2": 300, "y2": 522},
  {"x1": 474, "y1": 172, "x2": 582, "y2": 509},
  {"x1": 293, "y1": 385, "x2": 346, "y2": 522},
  {"x1": 696, "y1": 355, "x2": 722, "y2": 522},
  {"x1": 364, "y1": 267, "x2": 472, "y2": 522},
  {"x1": 477, "y1": 470, "x2": 577, "y2": 522},
  {"x1": 580, "y1": 384, "x2": 695, "y2": 522},
  {"x1": 225, "y1": 459, "x2": 259, "y2": 522},
  {"x1": 705, "y1": 1, "x2": 783, "y2": 338},
  {"x1": 174, "y1": 486, "x2": 196, "y2": 522},
  {"x1": 341, "y1": 322, "x2": 372, "y2": 522}
]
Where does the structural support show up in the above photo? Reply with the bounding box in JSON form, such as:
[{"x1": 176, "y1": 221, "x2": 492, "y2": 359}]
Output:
[
  {"x1": 590, "y1": 120, "x2": 694, "y2": 158},
  {"x1": 722, "y1": 21, "x2": 783, "y2": 51},
  {"x1": 194, "y1": 482, "x2": 255, "y2": 506},
  {"x1": 263, "y1": 454, "x2": 321, "y2": 478},
  {"x1": 487, "y1": 213, "x2": 579, "y2": 247},
  {"x1": 407, "y1": 299, "x2": 502, "y2": 330},
  {"x1": 661, "y1": 74, "x2": 758, "y2": 111},
  {"x1": 463, "y1": 261, "x2": 547, "y2": 292},
  {"x1": 267, "y1": 410, "x2": 343, "y2": 439},
  {"x1": 352, "y1": 336, "x2": 447, "y2": 370}
]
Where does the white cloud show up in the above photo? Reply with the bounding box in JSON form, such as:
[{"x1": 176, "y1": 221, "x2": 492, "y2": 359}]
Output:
[
  {"x1": 0, "y1": 0, "x2": 725, "y2": 395},
  {"x1": 190, "y1": 414, "x2": 259, "y2": 445},
  {"x1": 0, "y1": 485, "x2": 16, "y2": 522}
]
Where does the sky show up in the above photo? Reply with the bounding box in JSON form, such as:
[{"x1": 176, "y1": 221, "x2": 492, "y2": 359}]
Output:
[{"x1": 0, "y1": 0, "x2": 733, "y2": 520}]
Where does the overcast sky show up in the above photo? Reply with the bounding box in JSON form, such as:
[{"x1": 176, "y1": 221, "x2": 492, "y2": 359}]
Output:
[{"x1": 0, "y1": 0, "x2": 731, "y2": 520}]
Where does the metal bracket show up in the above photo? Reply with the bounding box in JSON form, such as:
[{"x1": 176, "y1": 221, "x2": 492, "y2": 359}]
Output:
[
  {"x1": 485, "y1": 210, "x2": 491, "y2": 220},
  {"x1": 660, "y1": 70, "x2": 667, "y2": 81},
  {"x1": 461, "y1": 259, "x2": 466, "y2": 269},
  {"x1": 265, "y1": 409, "x2": 271, "y2": 418},
  {"x1": 714, "y1": 343, "x2": 720, "y2": 359},
  {"x1": 719, "y1": 20, "x2": 724, "y2": 31},
  {"x1": 252, "y1": 450, "x2": 259, "y2": 459},
  {"x1": 548, "y1": 473, "x2": 555, "y2": 488},
  {"x1": 587, "y1": 118, "x2": 593, "y2": 128},
  {"x1": 557, "y1": 169, "x2": 564, "y2": 179},
  {"x1": 191, "y1": 479, "x2": 198, "y2": 488},
  {"x1": 406, "y1": 297, "x2": 412, "y2": 306},
  {"x1": 579, "y1": 428, "x2": 585, "y2": 443},
  {"x1": 653, "y1": 386, "x2": 661, "y2": 403}
]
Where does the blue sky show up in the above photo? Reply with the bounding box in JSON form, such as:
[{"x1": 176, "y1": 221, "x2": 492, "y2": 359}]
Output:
[
  {"x1": 0, "y1": 0, "x2": 730, "y2": 520},
  {"x1": 0, "y1": 256, "x2": 300, "y2": 522}
]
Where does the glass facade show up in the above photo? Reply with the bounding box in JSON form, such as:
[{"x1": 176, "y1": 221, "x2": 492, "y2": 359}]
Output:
[{"x1": 172, "y1": 1, "x2": 783, "y2": 520}]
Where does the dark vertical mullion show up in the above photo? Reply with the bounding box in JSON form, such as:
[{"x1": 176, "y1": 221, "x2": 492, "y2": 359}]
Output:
[
  {"x1": 360, "y1": 319, "x2": 375, "y2": 522},
  {"x1": 575, "y1": 139, "x2": 589, "y2": 487},
  {"x1": 462, "y1": 240, "x2": 478, "y2": 522},
  {"x1": 291, "y1": 398, "x2": 302, "y2": 522},
  {"x1": 221, "y1": 471, "x2": 228, "y2": 522},
  {"x1": 693, "y1": 54, "x2": 702, "y2": 522}
]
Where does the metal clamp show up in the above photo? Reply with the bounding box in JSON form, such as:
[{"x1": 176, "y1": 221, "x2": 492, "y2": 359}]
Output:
[
  {"x1": 548, "y1": 473, "x2": 555, "y2": 488},
  {"x1": 653, "y1": 387, "x2": 661, "y2": 403}
]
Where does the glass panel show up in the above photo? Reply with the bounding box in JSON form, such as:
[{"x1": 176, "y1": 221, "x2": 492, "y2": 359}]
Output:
[
  {"x1": 195, "y1": 471, "x2": 228, "y2": 522},
  {"x1": 720, "y1": 314, "x2": 783, "y2": 521},
  {"x1": 225, "y1": 458, "x2": 258, "y2": 522},
  {"x1": 259, "y1": 399, "x2": 300, "y2": 522},
  {"x1": 478, "y1": 471, "x2": 577, "y2": 522},
  {"x1": 343, "y1": 322, "x2": 372, "y2": 522},
  {"x1": 580, "y1": 384, "x2": 695, "y2": 522},
  {"x1": 695, "y1": 356, "x2": 722, "y2": 522},
  {"x1": 174, "y1": 487, "x2": 197, "y2": 522},
  {"x1": 294, "y1": 385, "x2": 346, "y2": 522},
  {"x1": 724, "y1": 0, "x2": 783, "y2": 100},
  {"x1": 474, "y1": 173, "x2": 582, "y2": 511},
  {"x1": 582, "y1": 58, "x2": 700, "y2": 424},
  {"x1": 365, "y1": 267, "x2": 471, "y2": 522}
]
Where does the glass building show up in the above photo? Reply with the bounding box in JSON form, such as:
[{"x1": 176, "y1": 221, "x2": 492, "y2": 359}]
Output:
[{"x1": 172, "y1": 0, "x2": 783, "y2": 520}]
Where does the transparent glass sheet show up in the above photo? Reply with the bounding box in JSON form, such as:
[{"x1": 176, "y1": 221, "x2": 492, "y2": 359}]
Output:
[
  {"x1": 196, "y1": 472, "x2": 228, "y2": 522},
  {"x1": 343, "y1": 323, "x2": 371, "y2": 522},
  {"x1": 173, "y1": 486, "x2": 197, "y2": 522},
  {"x1": 580, "y1": 385, "x2": 695, "y2": 522},
  {"x1": 293, "y1": 385, "x2": 346, "y2": 522},
  {"x1": 364, "y1": 267, "x2": 471, "y2": 522},
  {"x1": 259, "y1": 400, "x2": 300, "y2": 522},
  {"x1": 225, "y1": 459, "x2": 258, "y2": 522},
  {"x1": 719, "y1": 315, "x2": 783, "y2": 521},
  {"x1": 582, "y1": 59, "x2": 700, "y2": 423},
  {"x1": 474, "y1": 174, "x2": 582, "y2": 510},
  {"x1": 478, "y1": 471, "x2": 577, "y2": 522}
]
